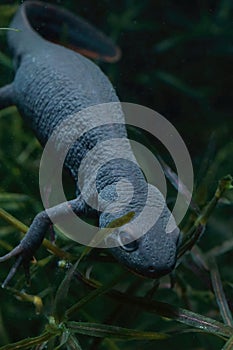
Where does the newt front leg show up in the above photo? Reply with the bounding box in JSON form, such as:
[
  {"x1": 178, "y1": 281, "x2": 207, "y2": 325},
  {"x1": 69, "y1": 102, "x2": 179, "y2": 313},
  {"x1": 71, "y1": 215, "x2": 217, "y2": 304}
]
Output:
[{"x1": 0, "y1": 197, "x2": 85, "y2": 287}]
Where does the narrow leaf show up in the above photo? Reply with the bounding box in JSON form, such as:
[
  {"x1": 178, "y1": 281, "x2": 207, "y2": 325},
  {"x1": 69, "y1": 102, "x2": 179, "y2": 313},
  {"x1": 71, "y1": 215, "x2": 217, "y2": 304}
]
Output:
[
  {"x1": 178, "y1": 175, "x2": 233, "y2": 257},
  {"x1": 0, "y1": 207, "x2": 72, "y2": 260},
  {"x1": 209, "y1": 257, "x2": 233, "y2": 326},
  {"x1": 68, "y1": 322, "x2": 168, "y2": 340},
  {"x1": 53, "y1": 260, "x2": 80, "y2": 322},
  {"x1": 222, "y1": 335, "x2": 233, "y2": 350},
  {"x1": 66, "y1": 274, "x2": 124, "y2": 318},
  {"x1": 54, "y1": 329, "x2": 70, "y2": 349},
  {"x1": 155, "y1": 70, "x2": 205, "y2": 98},
  {"x1": 67, "y1": 334, "x2": 83, "y2": 350},
  {"x1": 157, "y1": 155, "x2": 200, "y2": 214},
  {"x1": 0, "y1": 331, "x2": 54, "y2": 350},
  {"x1": 76, "y1": 272, "x2": 233, "y2": 339},
  {"x1": 0, "y1": 193, "x2": 28, "y2": 202},
  {"x1": 206, "y1": 239, "x2": 233, "y2": 258},
  {"x1": 0, "y1": 27, "x2": 19, "y2": 31}
]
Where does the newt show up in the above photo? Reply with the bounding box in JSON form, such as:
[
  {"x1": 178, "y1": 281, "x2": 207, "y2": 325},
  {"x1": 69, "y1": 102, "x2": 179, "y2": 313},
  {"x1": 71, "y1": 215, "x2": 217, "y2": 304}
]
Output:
[{"x1": 0, "y1": 1, "x2": 180, "y2": 286}]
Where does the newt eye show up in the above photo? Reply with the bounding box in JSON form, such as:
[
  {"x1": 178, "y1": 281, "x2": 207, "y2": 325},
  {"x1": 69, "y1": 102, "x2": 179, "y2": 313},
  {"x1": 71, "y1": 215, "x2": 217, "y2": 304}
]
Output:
[{"x1": 118, "y1": 231, "x2": 138, "y2": 252}]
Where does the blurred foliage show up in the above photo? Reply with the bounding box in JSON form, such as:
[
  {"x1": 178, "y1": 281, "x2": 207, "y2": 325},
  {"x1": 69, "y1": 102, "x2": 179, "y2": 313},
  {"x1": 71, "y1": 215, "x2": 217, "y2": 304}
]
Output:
[{"x1": 0, "y1": 0, "x2": 232, "y2": 349}]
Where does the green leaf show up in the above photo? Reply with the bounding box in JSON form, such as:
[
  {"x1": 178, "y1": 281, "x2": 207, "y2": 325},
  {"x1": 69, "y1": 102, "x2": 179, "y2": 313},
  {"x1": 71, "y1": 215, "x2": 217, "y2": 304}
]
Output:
[
  {"x1": 178, "y1": 174, "x2": 233, "y2": 258},
  {"x1": 154, "y1": 34, "x2": 190, "y2": 52},
  {"x1": 222, "y1": 334, "x2": 233, "y2": 350},
  {"x1": 66, "y1": 274, "x2": 124, "y2": 318},
  {"x1": 68, "y1": 322, "x2": 168, "y2": 340},
  {"x1": 0, "y1": 193, "x2": 29, "y2": 203},
  {"x1": 120, "y1": 295, "x2": 233, "y2": 339},
  {"x1": 209, "y1": 257, "x2": 233, "y2": 327},
  {"x1": 0, "y1": 207, "x2": 28, "y2": 233},
  {"x1": 77, "y1": 273, "x2": 233, "y2": 339},
  {"x1": 0, "y1": 331, "x2": 54, "y2": 350},
  {"x1": 155, "y1": 70, "x2": 206, "y2": 99},
  {"x1": 107, "y1": 211, "x2": 135, "y2": 228},
  {"x1": 0, "y1": 28, "x2": 19, "y2": 32},
  {"x1": 0, "y1": 207, "x2": 72, "y2": 260},
  {"x1": 67, "y1": 334, "x2": 83, "y2": 350},
  {"x1": 53, "y1": 259, "x2": 80, "y2": 322},
  {"x1": 206, "y1": 239, "x2": 233, "y2": 258},
  {"x1": 54, "y1": 329, "x2": 70, "y2": 349}
]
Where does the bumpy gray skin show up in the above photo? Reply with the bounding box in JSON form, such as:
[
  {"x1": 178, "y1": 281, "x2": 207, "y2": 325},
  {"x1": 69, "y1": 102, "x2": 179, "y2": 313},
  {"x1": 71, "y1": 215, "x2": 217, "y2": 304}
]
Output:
[{"x1": 0, "y1": 1, "x2": 180, "y2": 282}]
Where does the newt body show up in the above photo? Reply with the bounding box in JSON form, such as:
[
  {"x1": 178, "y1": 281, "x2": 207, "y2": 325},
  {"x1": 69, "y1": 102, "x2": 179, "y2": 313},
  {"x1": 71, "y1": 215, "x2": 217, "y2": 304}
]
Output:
[{"x1": 0, "y1": 1, "x2": 180, "y2": 285}]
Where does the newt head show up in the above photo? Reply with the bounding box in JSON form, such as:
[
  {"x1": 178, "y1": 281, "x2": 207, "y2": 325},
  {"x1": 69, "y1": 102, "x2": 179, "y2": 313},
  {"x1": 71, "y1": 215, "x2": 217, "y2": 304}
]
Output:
[{"x1": 99, "y1": 184, "x2": 181, "y2": 278}]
